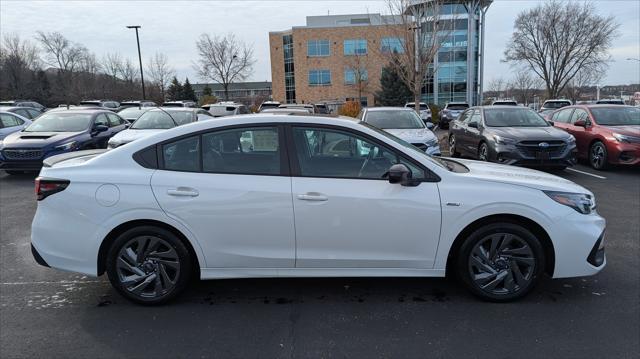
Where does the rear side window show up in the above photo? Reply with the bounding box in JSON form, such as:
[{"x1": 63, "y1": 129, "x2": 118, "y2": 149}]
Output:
[
  {"x1": 202, "y1": 127, "x2": 280, "y2": 175},
  {"x1": 162, "y1": 136, "x2": 200, "y2": 172}
]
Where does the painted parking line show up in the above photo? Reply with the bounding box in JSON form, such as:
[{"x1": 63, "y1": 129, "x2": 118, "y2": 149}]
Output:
[{"x1": 566, "y1": 168, "x2": 607, "y2": 179}]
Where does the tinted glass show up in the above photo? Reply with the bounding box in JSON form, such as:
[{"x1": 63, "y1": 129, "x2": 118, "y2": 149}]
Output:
[
  {"x1": 591, "y1": 107, "x2": 640, "y2": 126},
  {"x1": 570, "y1": 109, "x2": 589, "y2": 124},
  {"x1": 24, "y1": 113, "x2": 92, "y2": 132},
  {"x1": 132, "y1": 110, "x2": 193, "y2": 129},
  {"x1": 293, "y1": 127, "x2": 424, "y2": 179},
  {"x1": 484, "y1": 108, "x2": 549, "y2": 127},
  {"x1": 544, "y1": 101, "x2": 571, "y2": 109},
  {"x1": 0, "y1": 113, "x2": 22, "y2": 127},
  {"x1": 555, "y1": 109, "x2": 573, "y2": 123},
  {"x1": 26, "y1": 109, "x2": 41, "y2": 118},
  {"x1": 202, "y1": 127, "x2": 280, "y2": 175},
  {"x1": 447, "y1": 104, "x2": 469, "y2": 110},
  {"x1": 163, "y1": 136, "x2": 200, "y2": 172},
  {"x1": 365, "y1": 110, "x2": 425, "y2": 129},
  {"x1": 94, "y1": 113, "x2": 109, "y2": 127},
  {"x1": 107, "y1": 113, "x2": 124, "y2": 126}
]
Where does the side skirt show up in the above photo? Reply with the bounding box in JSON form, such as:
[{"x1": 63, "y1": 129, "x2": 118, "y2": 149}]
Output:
[{"x1": 200, "y1": 268, "x2": 446, "y2": 280}]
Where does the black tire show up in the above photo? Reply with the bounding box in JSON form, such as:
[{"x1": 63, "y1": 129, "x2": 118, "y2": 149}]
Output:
[
  {"x1": 589, "y1": 141, "x2": 608, "y2": 171},
  {"x1": 456, "y1": 222, "x2": 545, "y2": 302},
  {"x1": 106, "y1": 226, "x2": 193, "y2": 305},
  {"x1": 449, "y1": 134, "x2": 460, "y2": 157},
  {"x1": 478, "y1": 142, "x2": 489, "y2": 161}
]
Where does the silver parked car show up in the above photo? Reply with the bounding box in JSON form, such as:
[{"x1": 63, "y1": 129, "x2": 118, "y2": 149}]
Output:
[{"x1": 0, "y1": 111, "x2": 32, "y2": 140}]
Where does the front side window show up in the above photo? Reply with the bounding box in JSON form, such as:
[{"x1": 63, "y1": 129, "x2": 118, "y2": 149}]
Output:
[
  {"x1": 344, "y1": 39, "x2": 367, "y2": 55},
  {"x1": 570, "y1": 109, "x2": 589, "y2": 124},
  {"x1": 381, "y1": 37, "x2": 404, "y2": 53},
  {"x1": 308, "y1": 69, "x2": 331, "y2": 86},
  {"x1": 24, "y1": 113, "x2": 92, "y2": 132},
  {"x1": 94, "y1": 113, "x2": 110, "y2": 127},
  {"x1": 202, "y1": 127, "x2": 280, "y2": 175},
  {"x1": 107, "y1": 113, "x2": 124, "y2": 126},
  {"x1": 163, "y1": 136, "x2": 200, "y2": 172},
  {"x1": 307, "y1": 40, "x2": 330, "y2": 57},
  {"x1": 292, "y1": 127, "x2": 424, "y2": 180}
]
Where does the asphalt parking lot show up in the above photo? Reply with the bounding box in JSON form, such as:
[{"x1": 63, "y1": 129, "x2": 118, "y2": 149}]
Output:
[{"x1": 1, "y1": 163, "x2": 638, "y2": 358}]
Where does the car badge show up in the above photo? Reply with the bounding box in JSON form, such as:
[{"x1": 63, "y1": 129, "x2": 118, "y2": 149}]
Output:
[{"x1": 538, "y1": 142, "x2": 550, "y2": 148}]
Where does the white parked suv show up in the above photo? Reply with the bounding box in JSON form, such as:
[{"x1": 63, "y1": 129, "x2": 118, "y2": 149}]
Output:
[
  {"x1": 32, "y1": 114, "x2": 606, "y2": 304},
  {"x1": 202, "y1": 102, "x2": 249, "y2": 117},
  {"x1": 405, "y1": 102, "x2": 432, "y2": 123}
]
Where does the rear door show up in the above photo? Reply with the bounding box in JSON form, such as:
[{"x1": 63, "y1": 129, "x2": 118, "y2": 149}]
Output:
[{"x1": 150, "y1": 125, "x2": 295, "y2": 268}]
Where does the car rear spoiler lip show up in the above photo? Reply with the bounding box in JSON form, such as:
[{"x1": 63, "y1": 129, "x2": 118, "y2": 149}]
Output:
[{"x1": 42, "y1": 149, "x2": 109, "y2": 168}]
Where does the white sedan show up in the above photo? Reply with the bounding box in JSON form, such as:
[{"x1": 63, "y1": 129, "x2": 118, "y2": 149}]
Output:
[{"x1": 31, "y1": 114, "x2": 606, "y2": 304}]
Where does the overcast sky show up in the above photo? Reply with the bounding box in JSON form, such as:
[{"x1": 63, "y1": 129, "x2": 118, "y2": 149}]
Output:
[{"x1": 1, "y1": 0, "x2": 639, "y2": 87}]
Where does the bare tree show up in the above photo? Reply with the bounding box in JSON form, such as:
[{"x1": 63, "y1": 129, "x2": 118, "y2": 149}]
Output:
[
  {"x1": 503, "y1": 0, "x2": 619, "y2": 99},
  {"x1": 510, "y1": 70, "x2": 543, "y2": 105},
  {"x1": 102, "y1": 52, "x2": 123, "y2": 80},
  {"x1": 36, "y1": 31, "x2": 88, "y2": 103},
  {"x1": 194, "y1": 33, "x2": 254, "y2": 101},
  {"x1": 563, "y1": 64, "x2": 605, "y2": 103},
  {"x1": 487, "y1": 77, "x2": 506, "y2": 99},
  {"x1": 379, "y1": 0, "x2": 447, "y2": 112},
  {"x1": 345, "y1": 52, "x2": 369, "y2": 104},
  {"x1": 0, "y1": 34, "x2": 41, "y2": 98},
  {"x1": 120, "y1": 58, "x2": 138, "y2": 83},
  {"x1": 146, "y1": 52, "x2": 174, "y2": 102}
]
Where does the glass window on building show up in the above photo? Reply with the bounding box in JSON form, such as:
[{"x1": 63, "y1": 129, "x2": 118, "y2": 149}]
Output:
[
  {"x1": 380, "y1": 37, "x2": 404, "y2": 54},
  {"x1": 307, "y1": 40, "x2": 330, "y2": 57},
  {"x1": 309, "y1": 69, "x2": 331, "y2": 86},
  {"x1": 344, "y1": 68, "x2": 368, "y2": 85},
  {"x1": 344, "y1": 39, "x2": 367, "y2": 55}
]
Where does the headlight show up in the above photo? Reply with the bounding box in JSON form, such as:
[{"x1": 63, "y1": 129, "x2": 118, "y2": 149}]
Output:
[
  {"x1": 544, "y1": 191, "x2": 595, "y2": 214},
  {"x1": 493, "y1": 135, "x2": 517, "y2": 145},
  {"x1": 425, "y1": 137, "x2": 439, "y2": 147},
  {"x1": 567, "y1": 135, "x2": 576, "y2": 144},
  {"x1": 54, "y1": 141, "x2": 77, "y2": 151},
  {"x1": 613, "y1": 133, "x2": 640, "y2": 144}
]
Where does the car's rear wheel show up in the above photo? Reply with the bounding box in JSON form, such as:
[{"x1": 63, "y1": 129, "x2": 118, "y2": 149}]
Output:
[
  {"x1": 589, "y1": 141, "x2": 608, "y2": 170},
  {"x1": 456, "y1": 223, "x2": 545, "y2": 302},
  {"x1": 478, "y1": 142, "x2": 489, "y2": 161},
  {"x1": 106, "y1": 226, "x2": 192, "y2": 305},
  {"x1": 448, "y1": 135, "x2": 460, "y2": 157}
]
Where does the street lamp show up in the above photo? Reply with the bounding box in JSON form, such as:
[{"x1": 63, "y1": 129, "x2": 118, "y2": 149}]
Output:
[{"x1": 126, "y1": 25, "x2": 146, "y2": 99}]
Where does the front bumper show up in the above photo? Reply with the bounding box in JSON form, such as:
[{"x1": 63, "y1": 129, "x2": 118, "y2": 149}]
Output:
[
  {"x1": 491, "y1": 142, "x2": 577, "y2": 167},
  {"x1": 607, "y1": 142, "x2": 640, "y2": 166},
  {"x1": 550, "y1": 211, "x2": 606, "y2": 278}
]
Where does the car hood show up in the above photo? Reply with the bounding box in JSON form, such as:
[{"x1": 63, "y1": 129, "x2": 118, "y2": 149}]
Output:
[
  {"x1": 110, "y1": 129, "x2": 165, "y2": 144},
  {"x1": 602, "y1": 125, "x2": 640, "y2": 136},
  {"x1": 384, "y1": 128, "x2": 437, "y2": 143},
  {"x1": 489, "y1": 126, "x2": 571, "y2": 141},
  {"x1": 1, "y1": 131, "x2": 83, "y2": 148},
  {"x1": 454, "y1": 158, "x2": 590, "y2": 194}
]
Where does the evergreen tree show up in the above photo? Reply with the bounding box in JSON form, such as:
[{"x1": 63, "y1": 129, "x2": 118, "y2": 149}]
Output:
[
  {"x1": 182, "y1": 77, "x2": 197, "y2": 102},
  {"x1": 167, "y1": 76, "x2": 183, "y2": 100},
  {"x1": 202, "y1": 84, "x2": 213, "y2": 96},
  {"x1": 376, "y1": 64, "x2": 412, "y2": 106}
]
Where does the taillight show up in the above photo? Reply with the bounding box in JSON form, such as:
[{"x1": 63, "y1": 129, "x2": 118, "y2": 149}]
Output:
[{"x1": 35, "y1": 177, "x2": 70, "y2": 201}]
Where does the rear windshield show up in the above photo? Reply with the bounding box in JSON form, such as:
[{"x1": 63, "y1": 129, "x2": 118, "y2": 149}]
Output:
[
  {"x1": 543, "y1": 101, "x2": 571, "y2": 109},
  {"x1": 131, "y1": 110, "x2": 193, "y2": 129},
  {"x1": 0, "y1": 102, "x2": 14, "y2": 106},
  {"x1": 366, "y1": 110, "x2": 425, "y2": 129},
  {"x1": 484, "y1": 108, "x2": 549, "y2": 127},
  {"x1": 260, "y1": 103, "x2": 280, "y2": 109},
  {"x1": 446, "y1": 104, "x2": 469, "y2": 110},
  {"x1": 24, "y1": 113, "x2": 92, "y2": 132},
  {"x1": 493, "y1": 101, "x2": 517, "y2": 106},
  {"x1": 80, "y1": 101, "x2": 101, "y2": 106},
  {"x1": 591, "y1": 107, "x2": 640, "y2": 126}
]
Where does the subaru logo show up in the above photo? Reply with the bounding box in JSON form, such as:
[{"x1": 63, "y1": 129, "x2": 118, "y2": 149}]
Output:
[{"x1": 538, "y1": 142, "x2": 550, "y2": 148}]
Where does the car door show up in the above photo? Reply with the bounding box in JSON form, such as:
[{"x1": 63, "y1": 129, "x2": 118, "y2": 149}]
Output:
[
  {"x1": 552, "y1": 108, "x2": 574, "y2": 133},
  {"x1": 450, "y1": 109, "x2": 471, "y2": 155},
  {"x1": 150, "y1": 125, "x2": 295, "y2": 268},
  {"x1": 464, "y1": 109, "x2": 482, "y2": 155},
  {"x1": 289, "y1": 125, "x2": 442, "y2": 268},
  {"x1": 90, "y1": 113, "x2": 113, "y2": 148},
  {"x1": 567, "y1": 108, "x2": 592, "y2": 154},
  {"x1": 106, "y1": 113, "x2": 127, "y2": 135}
]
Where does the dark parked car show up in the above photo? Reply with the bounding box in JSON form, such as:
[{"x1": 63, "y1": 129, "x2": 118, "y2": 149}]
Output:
[
  {"x1": 0, "y1": 106, "x2": 42, "y2": 120},
  {"x1": 0, "y1": 109, "x2": 127, "y2": 174},
  {"x1": 0, "y1": 100, "x2": 46, "y2": 113},
  {"x1": 439, "y1": 102, "x2": 469, "y2": 129},
  {"x1": 549, "y1": 105, "x2": 640, "y2": 170},
  {"x1": 448, "y1": 106, "x2": 577, "y2": 169}
]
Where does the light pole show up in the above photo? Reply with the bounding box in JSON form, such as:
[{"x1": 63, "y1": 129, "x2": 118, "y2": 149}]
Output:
[{"x1": 126, "y1": 25, "x2": 146, "y2": 99}]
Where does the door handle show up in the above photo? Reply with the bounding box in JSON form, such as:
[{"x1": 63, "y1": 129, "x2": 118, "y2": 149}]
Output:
[
  {"x1": 297, "y1": 192, "x2": 328, "y2": 201},
  {"x1": 167, "y1": 187, "x2": 199, "y2": 197}
]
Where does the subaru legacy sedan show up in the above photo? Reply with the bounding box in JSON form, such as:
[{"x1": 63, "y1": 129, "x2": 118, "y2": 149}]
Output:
[{"x1": 31, "y1": 115, "x2": 605, "y2": 304}]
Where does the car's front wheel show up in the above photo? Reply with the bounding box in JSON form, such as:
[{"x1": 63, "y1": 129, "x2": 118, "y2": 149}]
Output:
[
  {"x1": 456, "y1": 223, "x2": 545, "y2": 302},
  {"x1": 589, "y1": 141, "x2": 608, "y2": 170},
  {"x1": 106, "y1": 226, "x2": 192, "y2": 305},
  {"x1": 478, "y1": 142, "x2": 489, "y2": 161},
  {"x1": 449, "y1": 135, "x2": 460, "y2": 157}
]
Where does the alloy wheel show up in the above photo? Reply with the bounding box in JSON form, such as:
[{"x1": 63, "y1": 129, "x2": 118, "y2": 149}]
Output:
[
  {"x1": 590, "y1": 143, "x2": 606, "y2": 169},
  {"x1": 467, "y1": 233, "x2": 536, "y2": 296},
  {"x1": 115, "y1": 236, "x2": 181, "y2": 299},
  {"x1": 449, "y1": 135, "x2": 456, "y2": 154},
  {"x1": 478, "y1": 143, "x2": 488, "y2": 161}
]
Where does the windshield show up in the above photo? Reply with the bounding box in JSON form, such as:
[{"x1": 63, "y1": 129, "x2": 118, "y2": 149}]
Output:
[
  {"x1": 24, "y1": 113, "x2": 92, "y2": 132},
  {"x1": 117, "y1": 107, "x2": 148, "y2": 119},
  {"x1": 543, "y1": 101, "x2": 570, "y2": 109},
  {"x1": 447, "y1": 104, "x2": 468, "y2": 111},
  {"x1": 484, "y1": 108, "x2": 549, "y2": 127},
  {"x1": 591, "y1": 107, "x2": 640, "y2": 126},
  {"x1": 131, "y1": 110, "x2": 193, "y2": 129},
  {"x1": 366, "y1": 110, "x2": 425, "y2": 129}
]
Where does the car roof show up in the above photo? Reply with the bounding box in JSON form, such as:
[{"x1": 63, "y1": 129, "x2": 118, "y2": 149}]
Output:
[
  {"x1": 366, "y1": 106, "x2": 414, "y2": 112},
  {"x1": 445, "y1": 102, "x2": 469, "y2": 105}
]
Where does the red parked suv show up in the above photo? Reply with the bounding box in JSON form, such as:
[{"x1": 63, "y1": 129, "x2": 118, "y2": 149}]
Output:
[{"x1": 549, "y1": 105, "x2": 640, "y2": 170}]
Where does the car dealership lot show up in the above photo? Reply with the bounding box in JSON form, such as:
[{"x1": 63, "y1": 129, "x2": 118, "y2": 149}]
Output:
[{"x1": 1, "y1": 165, "x2": 638, "y2": 358}]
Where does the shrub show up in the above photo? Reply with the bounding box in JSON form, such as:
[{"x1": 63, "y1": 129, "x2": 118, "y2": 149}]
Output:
[{"x1": 338, "y1": 101, "x2": 361, "y2": 118}]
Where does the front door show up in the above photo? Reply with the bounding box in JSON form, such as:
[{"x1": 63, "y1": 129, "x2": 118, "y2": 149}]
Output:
[
  {"x1": 289, "y1": 126, "x2": 442, "y2": 268},
  {"x1": 150, "y1": 125, "x2": 295, "y2": 268}
]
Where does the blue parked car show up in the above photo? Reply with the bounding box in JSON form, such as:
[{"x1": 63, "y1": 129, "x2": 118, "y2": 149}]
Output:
[
  {"x1": 0, "y1": 109, "x2": 126, "y2": 175},
  {"x1": 0, "y1": 111, "x2": 32, "y2": 140}
]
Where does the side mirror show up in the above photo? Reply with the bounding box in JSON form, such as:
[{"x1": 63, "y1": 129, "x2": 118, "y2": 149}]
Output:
[
  {"x1": 574, "y1": 119, "x2": 587, "y2": 127},
  {"x1": 124, "y1": 122, "x2": 131, "y2": 128},
  {"x1": 93, "y1": 124, "x2": 109, "y2": 134},
  {"x1": 386, "y1": 164, "x2": 418, "y2": 187},
  {"x1": 425, "y1": 122, "x2": 435, "y2": 130},
  {"x1": 468, "y1": 122, "x2": 478, "y2": 129},
  {"x1": 547, "y1": 120, "x2": 555, "y2": 126}
]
